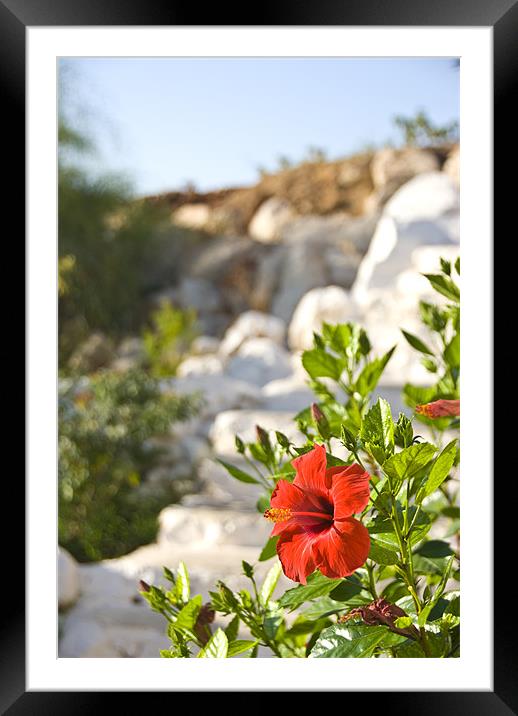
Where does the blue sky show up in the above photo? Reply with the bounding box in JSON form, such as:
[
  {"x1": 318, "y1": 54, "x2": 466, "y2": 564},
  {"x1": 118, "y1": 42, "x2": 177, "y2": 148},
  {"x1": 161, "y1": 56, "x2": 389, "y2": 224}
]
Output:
[{"x1": 61, "y1": 58, "x2": 459, "y2": 196}]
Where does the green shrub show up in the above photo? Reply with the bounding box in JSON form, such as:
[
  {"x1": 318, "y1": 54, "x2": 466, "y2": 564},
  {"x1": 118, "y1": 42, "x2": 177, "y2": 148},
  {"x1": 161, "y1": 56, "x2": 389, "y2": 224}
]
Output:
[
  {"x1": 58, "y1": 368, "x2": 200, "y2": 562},
  {"x1": 142, "y1": 300, "x2": 198, "y2": 377}
]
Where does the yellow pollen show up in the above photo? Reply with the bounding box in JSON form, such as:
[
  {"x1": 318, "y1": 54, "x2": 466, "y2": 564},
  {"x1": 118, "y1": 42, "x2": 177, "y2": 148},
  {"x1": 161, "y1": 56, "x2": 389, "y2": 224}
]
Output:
[{"x1": 264, "y1": 507, "x2": 292, "y2": 523}]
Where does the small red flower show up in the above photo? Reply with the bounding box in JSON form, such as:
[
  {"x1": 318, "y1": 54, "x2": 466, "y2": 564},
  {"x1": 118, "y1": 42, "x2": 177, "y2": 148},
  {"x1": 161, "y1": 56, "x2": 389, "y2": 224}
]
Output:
[
  {"x1": 264, "y1": 444, "x2": 371, "y2": 584},
  {"x1": 416, "y1": 399, "x2": 460, "y2": 419}
]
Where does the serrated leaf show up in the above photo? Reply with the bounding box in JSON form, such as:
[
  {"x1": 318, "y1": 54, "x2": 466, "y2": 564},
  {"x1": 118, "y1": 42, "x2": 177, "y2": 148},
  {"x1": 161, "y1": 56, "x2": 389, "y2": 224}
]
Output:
[
  {"x1": 383, "y1": 442, "x2": 437, "y2": 492},
  {"x1": 302, "y1": 348, "x2": 345, "y2": 380},
  {"x1": 423, "y1": 273, "x2": 460, "y2": 302},
  {"x1": 197, "y1": 628, "x2": 228, "y2": 658},
  {"x1": 216, "y1": 459, "x2": 260, "y2": 484},
  {"x1": 421, "y1": 440, "x2": 458, "y2": 498},
  {"x1": 310, "y1": 624, "x2": 390, "y2": 658},
  {"x1": 401, "y1": 330, "x2": 434, "y2": 356},
  {"x1": 360, "y1": 398, "x2": 394, "y2": 461},
  {"x1": 175, "y1": 561, "x2": 190, "y2": 603},
  {"x1": 259, "y1": 561, "x2": 282, "y2": 606}
]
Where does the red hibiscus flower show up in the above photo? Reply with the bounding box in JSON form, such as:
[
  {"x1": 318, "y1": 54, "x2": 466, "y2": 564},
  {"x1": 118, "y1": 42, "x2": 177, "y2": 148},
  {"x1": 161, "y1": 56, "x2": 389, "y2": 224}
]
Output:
[
  {"x1": 264, "y1": 443, "x2": 371, "y2": 584},
  {"x1": 416, "y1": 399, "x2": 460, "y2": 419}
]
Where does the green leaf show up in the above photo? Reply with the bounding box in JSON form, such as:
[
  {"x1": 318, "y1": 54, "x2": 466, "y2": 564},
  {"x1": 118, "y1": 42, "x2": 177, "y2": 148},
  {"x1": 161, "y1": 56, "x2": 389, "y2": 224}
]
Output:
[
  {"x1": 329, "y1": 577, "x2": 364, "y2": 602},
  {"x1": 355, "y1": 346, "x2": 396, "y2": 397},
  {"x1": 302, "y1": 348, "x2": 345, "y2": 380},
  {"x1": 175, "y1": 561, "x2": 190, "y2": 603},
  {"x1": 369, "y1": 539, "x2": 399, "y2": 565},
  {"x1": 241, "y1": 560, "x2": 254, "y2": 579},
  {"x1": 394, "y1": 413, "x2": 413, "y2": 448},
  {"x1": 227, "y1": 639, "x2": 258, "y2": 658},
  {"x1": 416, "y1": 540, "x2": 454, "y2": 558},
  {"x1": 224, "y1": 615, "x2": 240, "y2": 642},
  {"x1": 174, "y1": 595, "x2": 202, "y2": 631},
  {"x1": 263, "y1": 612, "x2": 283, "y2": 640},
  {"x1": 401, "y1": 330, "x2": 434, "y2": 356},
  {"x1": 368, "y1": 508, "x2": 431, "y2": 549},
  {"x1": 421, "y1": 440, "x2": 458, "y2": 499},
  {"x1": 197, "y1": 628, "x2": 228, "y2": 658},
  {"x1": 259, "y1": 535, "x2": 279, "y2": 561},
  {"x1": 454, "y1": 256, "x2": 460, "y2": 275},
  {"x1": 417, "y1": 556, "x2": 455, "y2": 626},
  {"x1": 440, "y1": 258, "x2": 451, "y2": 276},
  {"x1": 310, "y1": 624, "x2": 390, "y2": 658},
  {"x1": 301, "y1": 597, "x2": 351, "y2": 620},
  {"x1": 444, "y1": 333, "x2": 460, "y2": 370},
  {"x1": 216, "y1": 459, "x2": 260, "y2": 485},
  {"x1": 394, "y1": 616, "x2": 414, "y2": 630},
  {"x1": 383, "y1": 442, "x2": 437, "y2": 492},
  {"x1": 259, "y1": 561, "x2": 282, "y2": 606},
  {"x1": 360, "y1": 398, "x2": 394, "y2": 462},
  {"x1": 423, "y1": 273, "x2": 460, "y2": 303},
  {"x1": 278, "y1": 571, "x2": 343, "y2": 611}
]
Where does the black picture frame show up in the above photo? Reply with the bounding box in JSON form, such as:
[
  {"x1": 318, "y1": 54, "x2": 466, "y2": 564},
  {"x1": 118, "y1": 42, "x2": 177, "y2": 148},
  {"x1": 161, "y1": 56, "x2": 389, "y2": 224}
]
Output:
[{"x1": 5, "y1": 0, "x2": 506, "y2": 711}]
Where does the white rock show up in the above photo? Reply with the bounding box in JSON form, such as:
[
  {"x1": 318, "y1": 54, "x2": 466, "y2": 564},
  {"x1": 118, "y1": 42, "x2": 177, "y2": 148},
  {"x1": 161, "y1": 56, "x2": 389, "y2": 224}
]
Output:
[
  {"x1": 351, "y1": 172, "x2": 459, "y2": 307},
  {"x1": 288, "y1": 286, "x2": 357, "y2": 352},
  {"x1": 248, "y1": 197, "x2": 295, "y2": 243},
  {"x1": 443, "y1": 145, "x2": 460, "y2": 187},
  {"x1": 260, "y1": 375, "x2": 314, "y2": 412},
  {"x1": 177, "y1": 277, "x2": 222, "y2": 313},
  {"x1": 226, "y1": 337, "x2": 292, "y2": 387},
  {"x1": 370, "y1": 147, "x2": 441, "y2": 197},
  {"x1": 58, "y1": 547, "x2": 80, "y2": 609},
  {"x1": 191, "y1": 335, "x2": 221, "y2": 355},
  {"x1": 271, "y1": 242, "x2": 327, "y2": 322},
  {"x1": 383, "y1": 171, "x2": 459, "y2": 223},
  {"x1": 219, "y1": 311, "x2": 286, "y2": 358},
  {"x1": 210, "y1": 409, "x2": 303, "y2": 456},
  {"x1": 172, "y1": 203, "x2": 211, "y2": 230},
  {"x1": 176, "y1": 354, "x2": 223, "y2": 378},
  {"x1": 165, "y1": 374, "x2": 260, "y2": 418},
  {"x1": 158, "y1": 505, "x2": 271, "y2": 547}
]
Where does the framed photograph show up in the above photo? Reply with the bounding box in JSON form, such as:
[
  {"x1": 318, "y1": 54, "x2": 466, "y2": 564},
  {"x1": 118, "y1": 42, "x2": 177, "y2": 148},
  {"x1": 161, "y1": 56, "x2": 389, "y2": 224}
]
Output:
[{"x1": 5, "y1": 0, "x2": 507, "y2": 709}]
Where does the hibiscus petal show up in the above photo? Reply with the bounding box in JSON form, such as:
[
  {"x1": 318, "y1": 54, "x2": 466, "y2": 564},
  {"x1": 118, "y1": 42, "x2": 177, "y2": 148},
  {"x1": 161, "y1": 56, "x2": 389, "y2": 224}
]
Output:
[
  {"x1": 292, "y1": 443, "x2": 328, "y2": 496},
  {"x1": 326, "y1": 464, "x2": 371, "y2": 519},
  {"x1": 276, "y1": 529, "x2": 318, "y2": 584},
  {"x1": 315, "y1": 518, "x2": 370, "y2": 578}
]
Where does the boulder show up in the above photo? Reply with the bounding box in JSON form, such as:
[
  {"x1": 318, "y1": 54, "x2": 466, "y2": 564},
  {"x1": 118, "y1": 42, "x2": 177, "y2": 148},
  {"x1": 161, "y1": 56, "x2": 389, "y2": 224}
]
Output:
[
  {"x1": 288, "y1": 286, "x2": 356, "y2": 351},
  {"x1": 164, "y1": 373, "x2": 261, "y2": 419},
  {"x1": 370, "y1": 147, "x2": 441, "y2": 202},
  {"x1": 172, "y1": 203, "x2": 212, "y2": 230},
  {"x1": 248, "y1": 197, "x2": 296, "y2": 243},
  {"x1": 443, "y1": 144, "x2": 460, "y2": 187},
  {"x1": 351, "y1": 172, "x2": 459, "y2": 306},
  {"x1": 176, "y1": 354, "x2": 223, "y2": 378},
  {"x1": 190, "y1": 335, "x2": 221, "y2": 355},
  {"x1": 260, "y1": 375, "x2": 314, "y2": 413},
  {"x1": 176, "y1": 277, "x2": 223, "y2": 314},
  {"x1": 225, "y1": 337, "x2": 292, "y2": 387},
  {"x1": 58, "y1": 547, "x2": 80, "y2": 609},
  {"x1": 158, "y1": 505, "x2": 271, "y2": 547},
  {"x1": 271, "y1": 241, "x2": 328, "y2": 323},
  {"x1": 219, "y1": 311, "x2": 286, "y2": 358}
]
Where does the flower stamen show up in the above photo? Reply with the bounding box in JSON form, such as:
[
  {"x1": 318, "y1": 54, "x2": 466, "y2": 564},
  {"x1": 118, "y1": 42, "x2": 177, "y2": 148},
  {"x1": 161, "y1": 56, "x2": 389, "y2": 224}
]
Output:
[{"x1": 264, "y1": 507, "x2": 292, "y2": 523}]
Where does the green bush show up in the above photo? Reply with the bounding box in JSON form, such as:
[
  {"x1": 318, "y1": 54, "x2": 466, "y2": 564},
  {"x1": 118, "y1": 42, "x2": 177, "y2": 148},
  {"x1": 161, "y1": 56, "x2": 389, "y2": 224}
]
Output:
[
  {"x1": 58, "y1": 368, "x2": 201, "y2": 562},
  {"x1": 143, "y1": 300, "x2": 198, "y2": 377}
]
